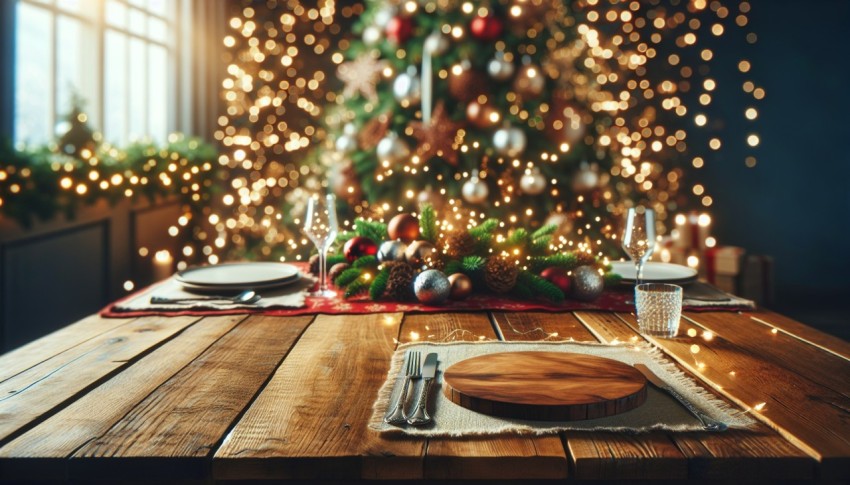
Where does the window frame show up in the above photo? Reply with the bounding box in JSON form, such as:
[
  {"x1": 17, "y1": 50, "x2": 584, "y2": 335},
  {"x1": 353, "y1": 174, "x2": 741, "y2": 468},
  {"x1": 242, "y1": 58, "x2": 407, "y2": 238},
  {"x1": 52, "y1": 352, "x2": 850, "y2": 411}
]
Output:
[{"x1": 12, "y1": 0, "x2": 181, "y2": 147}]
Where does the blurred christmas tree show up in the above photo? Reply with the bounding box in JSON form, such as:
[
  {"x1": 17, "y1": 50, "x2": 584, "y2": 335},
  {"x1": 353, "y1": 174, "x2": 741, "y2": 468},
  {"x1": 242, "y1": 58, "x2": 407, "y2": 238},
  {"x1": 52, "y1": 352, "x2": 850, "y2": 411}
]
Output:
[
  {"x1": 326, "y1": 0, "x2": 671, "y2": 250},
  {"x1": 216, "y1": 0, "x2": 761, "y2": 261}
]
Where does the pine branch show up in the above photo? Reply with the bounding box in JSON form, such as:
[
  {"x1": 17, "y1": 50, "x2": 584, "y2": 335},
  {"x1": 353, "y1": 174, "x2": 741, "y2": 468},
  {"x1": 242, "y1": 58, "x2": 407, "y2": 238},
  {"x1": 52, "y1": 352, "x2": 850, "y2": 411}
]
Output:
[
  {"x1": 419, "y1": 204, "x2": 437, "y2": 242},
  {"x1": 353, "y1": 218, "x2": 387, "y2": 242},
  {"x1": 516, "y1": 271, "x2": 565, "y2": 302},
  {"x1": 335, "y1": 231, "x2": 356, "y2": 244},
  {"x1": 353, "y1": 255, "x2": 378, "y2": 269},
  {"x1": 461, "y1": 255, "x2": 486, "y2": 273},
  {"x1": 505, "y1": 228, "x2": 529, "y2": 248},
  {"x1": 603, "y1": 272, "x2": 623, "y2": 287},
  {"x1": 531, "y1": 224, "x2": 557, "y2": 240},
  {"x1": 369, "y1": 267, "x2": 391, "y2": 299},
  {"x1": 334, "y1": 267, "x2": 362, "y2": 287},
  {"x1": 345, "y1": 279, "x2": 370, "y2": 298},
  {"x1": 327, "y1": 254, "x2": 348, "y2": 268},
  {"x1": 468, "y1": 219, "x2": 499, "y2": 242},
  {"x1": 529, "y1": 252, "x2": 580, "y2": 273},
  {"x1": 443, "y1": 259, "x2": 463, "y2": 275}
]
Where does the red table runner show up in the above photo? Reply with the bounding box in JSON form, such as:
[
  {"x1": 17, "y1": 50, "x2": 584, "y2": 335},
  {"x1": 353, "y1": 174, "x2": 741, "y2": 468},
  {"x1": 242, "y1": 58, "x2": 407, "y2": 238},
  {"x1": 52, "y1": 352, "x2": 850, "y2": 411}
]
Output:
[{"x1": 101, "y1": 282, "x2": 747, "y2": 318}]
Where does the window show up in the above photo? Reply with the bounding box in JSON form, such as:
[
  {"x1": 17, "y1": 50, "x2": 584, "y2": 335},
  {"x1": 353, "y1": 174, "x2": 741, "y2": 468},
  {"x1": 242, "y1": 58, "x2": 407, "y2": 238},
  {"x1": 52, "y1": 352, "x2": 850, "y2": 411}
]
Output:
[{"x1": 14, "y1": 0, "x2": 178, "y2": 147}]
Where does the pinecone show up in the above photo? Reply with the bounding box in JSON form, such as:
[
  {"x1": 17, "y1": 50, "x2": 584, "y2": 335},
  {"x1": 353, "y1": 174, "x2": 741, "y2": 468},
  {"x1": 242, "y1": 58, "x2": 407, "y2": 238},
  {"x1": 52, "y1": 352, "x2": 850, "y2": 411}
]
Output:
[
  {"x1": 443, "y1": 230, "x2": 476, "y2": 258},
  {"x1": 484, "y1": 257, "x2": 519, "y2": 293},
  {"x1": 385, "y1": 262, "x2": 416, "y2": 301}
]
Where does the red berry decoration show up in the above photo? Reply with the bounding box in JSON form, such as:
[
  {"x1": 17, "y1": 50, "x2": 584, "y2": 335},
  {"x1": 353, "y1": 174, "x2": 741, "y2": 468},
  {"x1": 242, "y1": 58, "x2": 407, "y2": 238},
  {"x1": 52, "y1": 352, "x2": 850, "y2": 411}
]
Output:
[
  {"x1": 470, "y1": 14, "x2": 503, "y2": 41},
  {"x1": 343, "y1": 236, "x2": 378, "y2": 262},
  {"x1": 540, "y1": 266, "x2": 571, "y2": 294},
  {"x1": 386, "y1": 16, "x2": 414, "y2": 44}
]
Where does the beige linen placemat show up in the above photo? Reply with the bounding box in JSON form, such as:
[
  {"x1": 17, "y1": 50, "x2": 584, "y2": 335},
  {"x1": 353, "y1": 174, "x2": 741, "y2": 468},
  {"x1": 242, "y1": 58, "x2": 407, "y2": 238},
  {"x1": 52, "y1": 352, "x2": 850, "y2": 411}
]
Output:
[{"x1": 369, "y1": 341, "x2": 755, "y2": 436}]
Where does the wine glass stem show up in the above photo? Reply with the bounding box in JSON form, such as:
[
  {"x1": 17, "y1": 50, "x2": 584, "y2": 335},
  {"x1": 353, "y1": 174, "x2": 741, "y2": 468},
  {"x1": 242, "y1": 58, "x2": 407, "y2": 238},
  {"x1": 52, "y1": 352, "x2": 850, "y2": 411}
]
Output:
[
  {"x1": 636, "y1": 261, "x2": 644, "y2": 286},
  {"x1": 318, "y1": 249, "x2": 328, "y2": 293}
]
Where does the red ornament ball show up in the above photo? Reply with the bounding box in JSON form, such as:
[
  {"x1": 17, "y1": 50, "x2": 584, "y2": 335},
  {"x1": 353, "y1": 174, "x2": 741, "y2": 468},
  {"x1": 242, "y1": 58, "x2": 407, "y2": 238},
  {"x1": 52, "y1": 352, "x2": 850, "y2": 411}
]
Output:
[
  {"x1": 470, "y1": 14, "x2": 504, "y2": 41},
  {"x1": 540, "y1": 266, "x2": 572, "y2": 294},
  {"x1": 386, "y1": 16, "x2": 414, "y2": 44},
  {"x1": 387, "y1": 213, "x2": 420, "y2": 242},
  {"x1": 343, "y1": 236, "x2": 378, "y2": 262}
]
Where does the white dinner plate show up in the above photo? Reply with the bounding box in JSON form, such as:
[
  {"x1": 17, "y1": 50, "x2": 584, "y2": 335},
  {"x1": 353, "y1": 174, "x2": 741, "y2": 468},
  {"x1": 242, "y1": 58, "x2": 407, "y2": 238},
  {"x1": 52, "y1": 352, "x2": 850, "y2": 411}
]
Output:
[
  {"x1": 609, "y1": 261, "x2": 698, "y2": 285},
  {"x1": 177, "y1": 273, "x2": 302, "y2": 292},
  {"x1": 175, "y1": 262, "x2": 301, "y2": 289}
]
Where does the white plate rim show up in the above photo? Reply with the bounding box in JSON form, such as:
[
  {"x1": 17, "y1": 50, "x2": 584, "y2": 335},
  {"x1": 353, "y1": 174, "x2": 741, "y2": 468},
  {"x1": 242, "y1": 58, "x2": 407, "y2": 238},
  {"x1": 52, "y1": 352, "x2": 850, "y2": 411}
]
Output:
[
  {"x1": 175, "y1": 262, "x2": 301, "y2": 287},
  {"x1": 178, "y1": 272, "x2": 302, "y2": 292},
  {"x1": 609, "y1": 261, "x2": 698, "y2": 284}
]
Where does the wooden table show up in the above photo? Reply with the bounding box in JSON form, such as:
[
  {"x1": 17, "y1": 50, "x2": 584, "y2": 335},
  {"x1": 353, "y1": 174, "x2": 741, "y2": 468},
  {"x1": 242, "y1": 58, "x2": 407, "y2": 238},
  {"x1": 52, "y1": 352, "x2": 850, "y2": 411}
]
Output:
[{"x1": 1, "y1": 308, "x2": 848, "y2": 482}]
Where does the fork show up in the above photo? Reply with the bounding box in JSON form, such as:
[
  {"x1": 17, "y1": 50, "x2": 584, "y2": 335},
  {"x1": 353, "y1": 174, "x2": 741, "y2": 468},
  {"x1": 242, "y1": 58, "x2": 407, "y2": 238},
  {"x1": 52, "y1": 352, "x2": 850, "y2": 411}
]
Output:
[{"x1": 384, "y1": 351, "x2": 421, "y2": 425}]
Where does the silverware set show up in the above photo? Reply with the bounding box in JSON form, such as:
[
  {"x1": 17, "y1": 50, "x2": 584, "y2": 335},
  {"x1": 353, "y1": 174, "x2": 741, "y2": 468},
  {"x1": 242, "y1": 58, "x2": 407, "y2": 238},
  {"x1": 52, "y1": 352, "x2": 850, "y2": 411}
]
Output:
[
  {"x1": 150, "y1": 289, "x2": 261, "y2": 305},
  {"x1": 384, "y1": 350, "x2": 439, "y2": 426}
]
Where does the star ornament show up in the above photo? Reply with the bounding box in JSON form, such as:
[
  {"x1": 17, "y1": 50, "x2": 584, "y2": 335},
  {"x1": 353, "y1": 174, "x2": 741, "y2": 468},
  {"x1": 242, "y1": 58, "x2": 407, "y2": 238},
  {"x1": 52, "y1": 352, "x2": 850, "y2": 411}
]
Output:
[
  {"x1": 337, "y1": 54, "x2": 386, "y2": 103},
  {"x1": 409, "y1": 102, "x2": 463, "y2": 166}
]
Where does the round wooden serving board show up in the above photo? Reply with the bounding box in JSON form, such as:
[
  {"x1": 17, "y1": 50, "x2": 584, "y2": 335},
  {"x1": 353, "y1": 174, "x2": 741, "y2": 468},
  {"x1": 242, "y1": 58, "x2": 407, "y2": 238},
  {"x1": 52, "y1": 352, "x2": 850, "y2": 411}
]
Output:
[{"x1": 442, "y1": 351, "x2": 648, "y2": 421}]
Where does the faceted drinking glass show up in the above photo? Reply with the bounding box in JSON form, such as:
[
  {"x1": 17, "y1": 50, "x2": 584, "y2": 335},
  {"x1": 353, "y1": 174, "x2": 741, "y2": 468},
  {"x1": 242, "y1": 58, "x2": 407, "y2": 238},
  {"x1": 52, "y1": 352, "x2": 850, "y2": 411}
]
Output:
[
  {"x1": 303, "y1": 194, "x2": 338, "y2": 298},
  {"x1": 635, "y1": 283, "x2": 683, "y2": 338}
]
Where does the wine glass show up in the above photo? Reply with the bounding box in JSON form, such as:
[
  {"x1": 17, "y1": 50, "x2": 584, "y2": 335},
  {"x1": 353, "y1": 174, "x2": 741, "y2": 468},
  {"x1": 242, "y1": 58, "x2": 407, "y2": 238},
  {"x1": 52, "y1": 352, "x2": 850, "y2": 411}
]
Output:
[
  {"x1": 303, "y1": 193, "x2": 338, "y2": 298},
  {"x1": 621, "y1": 207, "x2": 656, "y2": 285}
]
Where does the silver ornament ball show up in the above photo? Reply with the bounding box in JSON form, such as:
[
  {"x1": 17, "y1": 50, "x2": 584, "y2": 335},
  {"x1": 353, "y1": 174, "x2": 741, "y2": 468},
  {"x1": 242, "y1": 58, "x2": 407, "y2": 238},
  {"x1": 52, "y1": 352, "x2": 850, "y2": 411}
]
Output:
[
  {"x1": 493, "y1": 125, "x2": 527, "y2": 157},
  {"x1": 572, "y1": 265, "x2": 604, "y2": 301},
  {"x1": 335, "y1": 134, "x2": 358, "y2": 154},
  {"x1": 377, "y1": 240, "x2": 408, "y2": 263},
  {"x1": 520, "y1": 169, "x2": 546, "y2": 195},
  {"x1": 392, "y1": 67, "x2": 421, "y2": 104},
  {"x1": 376, "y1": 132, "x2": 411, "y2": 163},
  {"x1": 487, "y1": 56, "x2": 515, "y2": 81},
  {"x1": 572, "y1": 162, "x2": 600, "y2": 193},
  {"x1": 414, "y1": 269, "x2": 451, "y2": 305},
  {"x1": 462, "y1": 174, "x2": 489, "y2": 204}
]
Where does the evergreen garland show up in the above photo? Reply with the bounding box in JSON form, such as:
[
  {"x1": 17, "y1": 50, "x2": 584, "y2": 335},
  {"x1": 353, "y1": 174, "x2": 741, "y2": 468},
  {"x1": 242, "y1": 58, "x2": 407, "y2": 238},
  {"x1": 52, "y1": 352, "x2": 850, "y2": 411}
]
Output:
[
  {"x1": 344, "y1": 278, "x2": 370, "y2": 298},
  {"x1": 334, "y1": 267, "x2": 362, "y2": 287},
  {"x1": 515, "y1": 271, "x2": 565, "y2": 303},
  {"x1": 353, "y1": 255, "x2": 378, "y2": 269},
  {"x1": 353, "y1": 219, "x2": 388, "y2": 242}
]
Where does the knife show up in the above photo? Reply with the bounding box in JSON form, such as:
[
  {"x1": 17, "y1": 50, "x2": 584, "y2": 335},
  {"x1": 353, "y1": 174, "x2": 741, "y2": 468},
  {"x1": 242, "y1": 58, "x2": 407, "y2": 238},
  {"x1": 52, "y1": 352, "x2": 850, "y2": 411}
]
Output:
[
  {"x1": 407, "y1": 352, "x2": 438, "y2": 426},
  {"x1": 634, "y1": 364, "x2": 728, "y2": 432}
]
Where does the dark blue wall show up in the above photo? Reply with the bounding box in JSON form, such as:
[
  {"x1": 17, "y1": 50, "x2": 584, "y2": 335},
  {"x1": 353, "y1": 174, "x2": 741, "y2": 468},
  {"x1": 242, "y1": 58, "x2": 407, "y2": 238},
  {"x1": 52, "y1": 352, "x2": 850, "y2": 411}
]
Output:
[{"x1": 704, "y1": 0, "x2": 850, "y2": 302}]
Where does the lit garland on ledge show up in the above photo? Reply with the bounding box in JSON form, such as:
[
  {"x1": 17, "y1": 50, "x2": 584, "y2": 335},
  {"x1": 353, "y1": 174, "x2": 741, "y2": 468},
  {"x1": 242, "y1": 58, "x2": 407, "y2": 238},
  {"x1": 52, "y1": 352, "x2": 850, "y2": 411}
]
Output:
[{"x1": 0, "y1": 107, "x2": 220, "y2": 272}]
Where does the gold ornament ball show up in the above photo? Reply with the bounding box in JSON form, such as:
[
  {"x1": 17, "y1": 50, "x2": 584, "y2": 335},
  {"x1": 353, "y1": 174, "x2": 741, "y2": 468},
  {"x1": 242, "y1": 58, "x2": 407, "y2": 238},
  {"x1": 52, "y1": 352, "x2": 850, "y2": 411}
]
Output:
[
  {"x1": 404, "y1": 240, "x2": 436, "y2": 266},
  {"x1": 447, "y1": 273, "x2": 473, "y2": 300},
  {"x1": 448, "y1": 61, "x2": 488, "y2": 102},
  {"x1": 387, "y1": 213, "x2": 420, "y2": 242}
]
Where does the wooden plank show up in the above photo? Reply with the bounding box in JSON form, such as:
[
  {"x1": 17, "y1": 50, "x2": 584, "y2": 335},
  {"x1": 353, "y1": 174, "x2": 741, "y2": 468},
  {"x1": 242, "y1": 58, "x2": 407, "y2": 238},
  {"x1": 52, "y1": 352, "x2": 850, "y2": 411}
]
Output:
[
  {"x1": 70, "y1": 315, "x2": 312, "y2": 481},
  {"x1": 0, "y1": 315, "x2": 200, "y2": 445},
  {"x1": 0, "y1": 315, "x2": 247, "y2": 480},
  {"x1": 401, "y1": 312, "x2": 567, "y2": 480},
  {"x1": 578, "y1": 311, "x2": 831, "y2": 479},
  {"x1": 213, "y1": 313, "x2": 424, "y2": 480},
  {"x1": 0, "y1": 314, "x2": 134, "y2": 382},
  {"x1": 748, "y1": 308, "x2": 850, "y2": 362},
  {"x1": 685, "y1": 311, "x2": 850, "y2": 398},
  {"x1": 494, "y1": 312, "x2": 688, "y2": 480}
]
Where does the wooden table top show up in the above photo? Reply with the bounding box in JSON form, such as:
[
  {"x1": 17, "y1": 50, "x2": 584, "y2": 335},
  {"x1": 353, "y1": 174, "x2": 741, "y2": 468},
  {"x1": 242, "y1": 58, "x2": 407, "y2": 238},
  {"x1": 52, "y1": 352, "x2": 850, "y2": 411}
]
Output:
[{"x1": 0, "y1": 308, "x2": 848, "y2": 482}]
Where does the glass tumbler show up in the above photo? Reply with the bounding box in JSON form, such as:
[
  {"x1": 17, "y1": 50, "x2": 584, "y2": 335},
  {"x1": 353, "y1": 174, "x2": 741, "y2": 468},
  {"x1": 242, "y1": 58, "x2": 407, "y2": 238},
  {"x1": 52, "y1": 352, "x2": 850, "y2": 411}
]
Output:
[{"x1": 635, "y1": 283, "x2": 683, "y2": 338}]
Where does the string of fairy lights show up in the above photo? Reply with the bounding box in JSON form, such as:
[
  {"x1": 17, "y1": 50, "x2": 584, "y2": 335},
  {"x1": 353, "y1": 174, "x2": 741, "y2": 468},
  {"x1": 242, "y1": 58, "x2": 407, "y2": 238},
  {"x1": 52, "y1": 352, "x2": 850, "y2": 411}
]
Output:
[{"x1": 213, "y1": 0, "x2": 762, "y2": 265}]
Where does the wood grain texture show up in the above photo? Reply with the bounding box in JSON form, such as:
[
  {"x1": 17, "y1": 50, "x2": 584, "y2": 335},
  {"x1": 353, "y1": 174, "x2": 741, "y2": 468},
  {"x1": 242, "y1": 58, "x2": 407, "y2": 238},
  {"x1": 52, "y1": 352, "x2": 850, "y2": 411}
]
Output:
[
  {"x1": 71, "y1": 315, "x2": 312, "y2": 480},
  {"x1": 0, "y1": 315, "x2": 247, "y2": 480},
  {"x1": 402, "y1": 313, "x2": 568, "y2": 480},
  {"x1": 495, "y1": 312, "x2": 690, "y2": 480},
  {"x1": 0, "y1": 315, "x2": 200, "y2": 445},
  {"x1": 685, "y1": 311, "x2": 850, "y2": 398},
  {"x1": 566, "y1": 431, "x2": 688, "y2": 479},
  {"x1": 748, "y1": 308, "x2": 850, "y2": 362},
  {"x1": 443, "y1": 351, "x2": 647, "y2": 421},
  {"x1": 581, "y1": 311, "x2": 828, "y2": 479},
  {"x1": 213, "y1": 313, "x2": 424, "y2": 481},
  {"x1": 0, "y1": 314, "x2": 134, "y2": 382}
]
